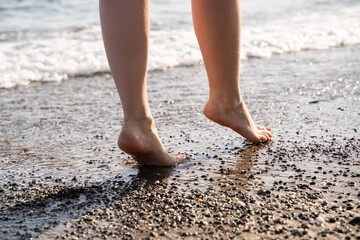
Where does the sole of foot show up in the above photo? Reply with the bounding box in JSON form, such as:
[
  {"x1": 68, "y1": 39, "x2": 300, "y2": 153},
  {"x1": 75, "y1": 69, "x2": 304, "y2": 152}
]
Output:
[
  {"x1": 203, "y1": 98, "x2": 273, "y2": 143},
  {"x1": 118, "y1": 123, "x2": 186, "y2": 166}
]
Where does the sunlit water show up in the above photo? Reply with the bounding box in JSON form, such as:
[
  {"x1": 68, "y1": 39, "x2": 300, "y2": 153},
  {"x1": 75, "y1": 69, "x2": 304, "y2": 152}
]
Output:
[
  {"x1": 0, "y1": 0, "x2": 360, "y2": 88},
  {"x1": 1, "y1": 2, "x2": 359, "y2": 236}
]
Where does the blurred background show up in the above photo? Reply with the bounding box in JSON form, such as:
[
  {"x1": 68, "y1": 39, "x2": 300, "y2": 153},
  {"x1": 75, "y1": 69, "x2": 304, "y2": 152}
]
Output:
[{"x1": 0, "y1": 0, "x2": 359, "y2": 88}]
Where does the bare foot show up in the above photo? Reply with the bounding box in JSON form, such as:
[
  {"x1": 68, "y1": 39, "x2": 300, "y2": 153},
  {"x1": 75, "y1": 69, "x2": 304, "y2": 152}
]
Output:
[
  {"x1": 203, "y1": 97, "x2": 272, "y2": 143},
  {"x1": 117, "y1": 118, "x2": 185, "y2": 166}
]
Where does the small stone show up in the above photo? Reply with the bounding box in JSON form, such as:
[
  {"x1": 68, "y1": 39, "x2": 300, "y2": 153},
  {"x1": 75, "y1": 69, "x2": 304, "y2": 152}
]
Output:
[
  {"x1": 315, "y1": 216, "x2": 325, "y2": 225},
  {"x1": 181, "y1": 232, "x2": 190, "y2": 237},
  {"x1": 257, "y1": 189, "x2": 266, "y2": 195},
  {"x1": 301, "y1": 223, "x2": 309, "y2": 229},
  {"x1": 82, "y1": 216, "x2": 93, "y2": 223},
  {"x1": 348, "y1": 217, "x2": 360, "y2": 226},
  {"x1": 348, "y1": 182, "x2": 355, "y2": 186},
  {"x1": 321, "y1": 229, "x2": 329, "y2": 237}
]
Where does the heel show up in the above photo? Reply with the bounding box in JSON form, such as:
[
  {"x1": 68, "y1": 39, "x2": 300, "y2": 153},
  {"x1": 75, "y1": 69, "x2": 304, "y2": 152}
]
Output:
[{"x1": 118, "y1": 129, "x2": 146, "y2": 155}]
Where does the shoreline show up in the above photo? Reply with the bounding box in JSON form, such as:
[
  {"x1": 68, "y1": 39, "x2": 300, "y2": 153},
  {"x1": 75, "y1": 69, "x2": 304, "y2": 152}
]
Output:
[{"x1": 0, "y1": 45, "x2": 359, "y2": 239}]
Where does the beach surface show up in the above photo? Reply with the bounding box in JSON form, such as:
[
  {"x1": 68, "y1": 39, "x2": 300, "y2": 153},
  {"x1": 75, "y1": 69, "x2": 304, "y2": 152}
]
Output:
[{"x1": 0, "y1": 45, "x2": 359, "y2": 239}]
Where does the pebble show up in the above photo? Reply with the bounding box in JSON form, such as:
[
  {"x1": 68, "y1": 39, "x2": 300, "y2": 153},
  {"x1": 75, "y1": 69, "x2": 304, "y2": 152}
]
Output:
[
  {"x1": 1, "y1": 129, "x2": 359, "y2": 239},
  {"x1": 315, "y1": 216, "x2": 325, "y2": 225},
  {"x1": 348, "y1": 217, "x2": 360, "y2": 226}
]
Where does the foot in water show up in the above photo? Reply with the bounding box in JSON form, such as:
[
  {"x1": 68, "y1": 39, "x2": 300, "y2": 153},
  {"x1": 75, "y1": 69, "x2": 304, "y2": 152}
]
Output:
[
  {"x1": 117, "y1": 118, "x2": 185, "y2": 166},
  {"x1": 203, "y1": 97, "x2": 272, "y2": 143}
]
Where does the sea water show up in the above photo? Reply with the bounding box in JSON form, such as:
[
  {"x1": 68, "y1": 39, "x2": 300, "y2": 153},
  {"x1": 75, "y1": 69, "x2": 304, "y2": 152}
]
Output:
[{"x1": 0, "y1": 0, "x2": 360, "y2": 88}]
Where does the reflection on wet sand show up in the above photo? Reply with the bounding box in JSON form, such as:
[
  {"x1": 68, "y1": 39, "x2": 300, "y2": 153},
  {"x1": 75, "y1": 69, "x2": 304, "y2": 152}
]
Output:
[
  {"x1": 214, "y1": 143, "x2": 271, "y2": 192},
  {"x1": 0, "y1": 165, "x2": 175, "y2": 239},
  {"x1": 135, "y1": 165, "x2": 174, "y2": 184},
  {"x1": 1, "y1": 44, "x2": 359, "y2": 238}
]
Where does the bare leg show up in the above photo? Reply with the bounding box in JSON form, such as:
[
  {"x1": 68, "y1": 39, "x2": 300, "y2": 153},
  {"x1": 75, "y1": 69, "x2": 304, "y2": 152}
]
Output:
[
  {"x1": 192, "y1": 0, "x2": 272, "y2": 142},
  {"x1": 99, "y1": 0, "x2": 184, "y2": 166}
]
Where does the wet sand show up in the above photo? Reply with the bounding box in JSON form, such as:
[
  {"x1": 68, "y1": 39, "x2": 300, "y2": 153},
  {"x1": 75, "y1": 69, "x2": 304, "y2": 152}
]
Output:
[{"x1": 0, "y1": 45, "x2": 359, "y2": 239}]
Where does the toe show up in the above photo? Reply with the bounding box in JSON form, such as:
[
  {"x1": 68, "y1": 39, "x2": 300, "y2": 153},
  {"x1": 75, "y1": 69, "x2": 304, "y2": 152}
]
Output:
[
  {"x1": 262, "y1": 129, "x2": 273, "y2": 138},
  {"x1": 257, "y1": 126, "x2": 272, "y2": 132},
  {"x1": 172, "y1": 154, "x2": 187, "y2": 165},
  {"x1": 257, "y1": 133, "x2": 268, "y2": 142},
  {"x1": 256, "y1": 126, "x2": 272, "y2": 139},
  {"x1": 257, "y1": 126, "x2": 265, "y2": 130},
  {"x1": 261, "y1": 132, "x2": 272, "y2": 141}
]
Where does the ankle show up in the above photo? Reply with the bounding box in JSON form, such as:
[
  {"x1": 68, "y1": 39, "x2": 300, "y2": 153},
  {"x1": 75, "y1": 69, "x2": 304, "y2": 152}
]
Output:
[
  {"x1": 123, "y1": 116, "x2": 154, "y2": 129},
  {"x1": 207, "y1": 94, "x2": 242, "y2": 111}
]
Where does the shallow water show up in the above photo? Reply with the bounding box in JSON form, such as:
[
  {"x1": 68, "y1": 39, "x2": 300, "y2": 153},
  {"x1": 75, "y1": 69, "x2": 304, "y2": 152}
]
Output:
[
  {"x1": 0, "y1": 45, "x2": 359, "y2": 239},
  {"x1": 1, "y1": 0, "x2": 360, "y2": 88}
]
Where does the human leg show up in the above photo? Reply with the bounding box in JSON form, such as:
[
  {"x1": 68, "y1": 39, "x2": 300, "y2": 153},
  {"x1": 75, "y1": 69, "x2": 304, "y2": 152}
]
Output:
[
  {"x1": 191, "y1": 0, "x2": 272, "y2": 142},
  {"x1": 99, "y1": 0, "x2": 183, "y2": 165}
]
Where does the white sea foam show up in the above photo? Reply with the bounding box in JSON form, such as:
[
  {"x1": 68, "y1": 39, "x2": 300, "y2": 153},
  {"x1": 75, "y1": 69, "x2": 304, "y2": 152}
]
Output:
[{"x1": 1, "y1": 8, "x2": 360, "y2": 89}]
